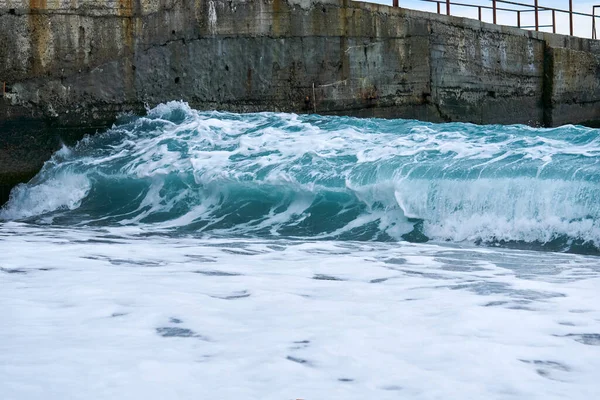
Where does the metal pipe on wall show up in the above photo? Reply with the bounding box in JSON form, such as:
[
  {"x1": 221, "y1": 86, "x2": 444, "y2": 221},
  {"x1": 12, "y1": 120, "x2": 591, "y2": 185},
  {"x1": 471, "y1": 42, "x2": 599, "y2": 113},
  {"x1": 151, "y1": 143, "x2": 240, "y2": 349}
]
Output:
[{"x1": 446, "y1": 0, "x2": 450, "y2": 16}]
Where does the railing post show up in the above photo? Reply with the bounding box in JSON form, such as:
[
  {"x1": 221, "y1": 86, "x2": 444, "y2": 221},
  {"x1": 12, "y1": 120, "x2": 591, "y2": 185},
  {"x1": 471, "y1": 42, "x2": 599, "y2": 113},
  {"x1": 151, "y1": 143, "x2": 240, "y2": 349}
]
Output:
[
  {"x1": 437, "y1": 2, "x2": 441, "y2": 14},
  {"x1": 594, "y1": 7, "x2": 597, "y2": 39},
  {"x1": 517, "y1": 10, "x2": 521, "y2": 28},
  {"x1": 569, "y1": 0, "x2": 573, "y2": 36},
  {"x1": 552, "y1": 9, "x2": 556, "y2": 33},
  {"x1": 478, "y1": 6, "x2": 482, "y2": 21},
  {"x1": 446, "y1": 0, "x2": 450, "y2": 16},
  {"x1": 535, "y1": 0, "x2": 539, "y2": 31},
  {"x1": 492, "y1": 0, "x2": 496, "y2": 24}
]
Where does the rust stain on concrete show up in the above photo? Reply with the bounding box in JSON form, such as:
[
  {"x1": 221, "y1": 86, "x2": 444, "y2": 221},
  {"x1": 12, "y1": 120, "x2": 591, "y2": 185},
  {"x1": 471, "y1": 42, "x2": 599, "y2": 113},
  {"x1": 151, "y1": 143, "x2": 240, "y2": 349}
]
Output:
[
  {"x1": 118, "y1": 0, "x2": 136, "y2": 100},
  {"x1": 272, "y1": 0, "x2": 281, "y2": 36},
  {"x1": 28, "y1": 0, "x2": 51, "y2": 76}
]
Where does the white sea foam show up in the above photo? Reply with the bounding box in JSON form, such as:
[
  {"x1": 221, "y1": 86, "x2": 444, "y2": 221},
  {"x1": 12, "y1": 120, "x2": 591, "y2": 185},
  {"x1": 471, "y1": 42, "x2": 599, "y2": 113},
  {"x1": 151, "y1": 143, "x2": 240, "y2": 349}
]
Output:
[
  {"x1": 0, "y1": 173, "x2": 90, "y2": 220},
  {"x1": 394, "y1": 178, "x2": 600, "y2": 243},
  {"x1": 3, "y1": 102, "x2": 600, "y2": 398},
  {"x1": 0, "y1": 224, "x2": 599, "y2": 399}
]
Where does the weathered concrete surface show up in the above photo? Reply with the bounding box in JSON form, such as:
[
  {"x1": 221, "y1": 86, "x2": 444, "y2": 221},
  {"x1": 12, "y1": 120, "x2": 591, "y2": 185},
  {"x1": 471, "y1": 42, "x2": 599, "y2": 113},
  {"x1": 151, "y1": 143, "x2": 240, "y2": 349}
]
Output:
[
  {"x1": 544, "y1": 45, "x2": 600, "y2": 127},
  {"x1": 1, "y1": 0, "x2": 600, "y2": 204}
]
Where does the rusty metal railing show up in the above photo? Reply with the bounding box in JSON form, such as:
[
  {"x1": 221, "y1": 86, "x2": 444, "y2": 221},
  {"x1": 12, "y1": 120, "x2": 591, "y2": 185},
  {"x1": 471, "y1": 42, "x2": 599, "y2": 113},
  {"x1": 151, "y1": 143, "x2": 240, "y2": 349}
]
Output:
[
  {"x1": 594, "y1": 6, "x2": 600, "y2": 39},
  {"x1": 391, "y1": 1, "x2": 600, "y2": 39}
]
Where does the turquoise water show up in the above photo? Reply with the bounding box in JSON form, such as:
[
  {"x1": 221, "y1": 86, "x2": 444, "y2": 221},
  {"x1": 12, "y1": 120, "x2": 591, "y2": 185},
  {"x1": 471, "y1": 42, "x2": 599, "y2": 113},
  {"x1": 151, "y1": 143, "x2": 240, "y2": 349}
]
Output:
[
  {"x1": 2, "y1": 101, "x2": 600, "y2": 253},
  {"x1": 2, "y1": 102, "x2": 600, "y2": 399}
]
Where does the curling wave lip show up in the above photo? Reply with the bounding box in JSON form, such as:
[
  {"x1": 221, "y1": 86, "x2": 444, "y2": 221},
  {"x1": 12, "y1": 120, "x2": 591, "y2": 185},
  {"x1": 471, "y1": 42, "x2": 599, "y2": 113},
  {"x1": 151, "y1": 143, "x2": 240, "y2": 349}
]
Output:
[{"x1": 1, "y1": 101, "x2": 600, "y2": 254}]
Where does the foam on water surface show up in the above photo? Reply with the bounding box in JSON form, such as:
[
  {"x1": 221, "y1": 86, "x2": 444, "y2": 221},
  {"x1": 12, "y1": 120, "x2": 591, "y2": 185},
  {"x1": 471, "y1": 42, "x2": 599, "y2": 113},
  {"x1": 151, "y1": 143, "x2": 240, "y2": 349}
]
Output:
[
  {"x1": 2, "y1": 103, "x2": 600, "y2": 398},
  {"x1": 1, "y1": 224, "x2": 600, "y2": 399}
]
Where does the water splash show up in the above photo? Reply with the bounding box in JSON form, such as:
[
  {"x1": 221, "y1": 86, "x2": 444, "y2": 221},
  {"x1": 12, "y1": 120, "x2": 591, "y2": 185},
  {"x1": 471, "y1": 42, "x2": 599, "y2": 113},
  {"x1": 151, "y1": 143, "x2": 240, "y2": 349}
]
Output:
[{"x1": 2, "y1": 101, "x2": 600, "y2": 253}]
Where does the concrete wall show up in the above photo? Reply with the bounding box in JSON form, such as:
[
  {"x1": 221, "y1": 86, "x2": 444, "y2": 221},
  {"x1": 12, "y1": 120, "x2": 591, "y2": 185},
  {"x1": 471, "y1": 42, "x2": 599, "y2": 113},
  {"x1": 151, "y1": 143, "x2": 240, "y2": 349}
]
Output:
[{"x1": 1, "y1": 0, "x2": 600, "y2": 203}]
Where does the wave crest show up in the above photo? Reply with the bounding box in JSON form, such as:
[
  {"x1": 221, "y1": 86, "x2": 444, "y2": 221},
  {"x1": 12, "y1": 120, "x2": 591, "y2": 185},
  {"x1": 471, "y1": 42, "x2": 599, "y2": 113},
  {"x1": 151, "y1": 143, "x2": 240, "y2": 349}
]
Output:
[{"x1": 2, "y1": 101, "x2": 600, "y2": 253}]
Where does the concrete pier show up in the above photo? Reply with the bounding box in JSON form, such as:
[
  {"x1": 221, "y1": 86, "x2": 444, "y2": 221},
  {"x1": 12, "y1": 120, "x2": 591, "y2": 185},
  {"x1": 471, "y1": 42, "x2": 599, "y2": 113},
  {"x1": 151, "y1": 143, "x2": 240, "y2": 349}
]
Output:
[{"x1": 1, "y1": 0, "x2": 600, "y2": 204}]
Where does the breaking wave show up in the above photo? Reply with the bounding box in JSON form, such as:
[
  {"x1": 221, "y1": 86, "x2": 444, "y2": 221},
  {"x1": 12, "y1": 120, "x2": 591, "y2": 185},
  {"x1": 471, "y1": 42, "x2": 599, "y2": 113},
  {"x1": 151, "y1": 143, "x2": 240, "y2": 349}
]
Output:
[{"x1": 3, "y1": 101, "x2": 600, "y2": 254}]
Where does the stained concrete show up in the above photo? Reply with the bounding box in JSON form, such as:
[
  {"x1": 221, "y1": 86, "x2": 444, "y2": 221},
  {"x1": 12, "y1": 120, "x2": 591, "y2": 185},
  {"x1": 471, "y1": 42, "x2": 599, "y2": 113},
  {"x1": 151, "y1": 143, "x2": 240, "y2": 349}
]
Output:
[{"x1": 1, "y1": 0, "x2": 600, "y2": 204}]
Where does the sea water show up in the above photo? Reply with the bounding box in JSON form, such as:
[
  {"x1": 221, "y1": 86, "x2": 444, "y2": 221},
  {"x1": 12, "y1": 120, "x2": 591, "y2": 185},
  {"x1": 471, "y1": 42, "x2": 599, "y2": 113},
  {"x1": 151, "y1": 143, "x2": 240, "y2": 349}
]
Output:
[{"x1": 1, "y1": 102, "x2": 599, "y2": 399}]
